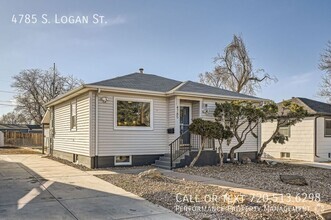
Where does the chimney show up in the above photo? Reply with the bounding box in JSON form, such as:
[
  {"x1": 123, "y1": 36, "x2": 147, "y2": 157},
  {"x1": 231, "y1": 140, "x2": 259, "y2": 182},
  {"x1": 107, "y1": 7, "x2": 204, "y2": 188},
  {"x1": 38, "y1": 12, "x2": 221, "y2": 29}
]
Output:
[{"x1": 139, "y1": 68, "x2": 144, "y2": 74}]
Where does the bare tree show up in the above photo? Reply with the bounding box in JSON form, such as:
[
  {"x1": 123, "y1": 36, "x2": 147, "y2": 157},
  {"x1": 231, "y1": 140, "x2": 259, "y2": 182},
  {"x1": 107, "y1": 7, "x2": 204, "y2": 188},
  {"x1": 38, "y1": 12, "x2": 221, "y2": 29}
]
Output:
[
  {"x1": 319, "y1": 41, "x2": 331, "y2": 103},
  {"x1": 0, "y1": 111, "x2": 29, "y2": 124},
  {"x1": 199, "y1": 35, "x2": 277, "y2": 95},
  {"x1": 12, "y1": 68, "x2": 83, "y2": 124}
]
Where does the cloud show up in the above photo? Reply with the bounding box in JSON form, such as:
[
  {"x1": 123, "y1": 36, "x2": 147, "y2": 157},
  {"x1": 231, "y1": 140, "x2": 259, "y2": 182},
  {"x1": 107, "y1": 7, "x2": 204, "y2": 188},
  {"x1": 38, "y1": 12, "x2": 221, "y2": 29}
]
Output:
[{"x1": 288, "y1": 71, "x2": 316, "y2": 85}]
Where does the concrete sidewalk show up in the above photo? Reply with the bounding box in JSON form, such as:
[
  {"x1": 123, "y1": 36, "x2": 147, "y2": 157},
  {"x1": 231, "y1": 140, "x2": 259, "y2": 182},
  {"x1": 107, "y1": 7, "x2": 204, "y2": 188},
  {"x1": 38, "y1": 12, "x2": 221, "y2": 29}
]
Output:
[
  {"x1": 0, "y1": 154, "x2": 186, "y2": 220},
  {"x1": 265, "y1": 158, "x2": 331, "y2": 170},
  {"x1": 159, "y1": 169, "x2": 331, "y2": 217}
]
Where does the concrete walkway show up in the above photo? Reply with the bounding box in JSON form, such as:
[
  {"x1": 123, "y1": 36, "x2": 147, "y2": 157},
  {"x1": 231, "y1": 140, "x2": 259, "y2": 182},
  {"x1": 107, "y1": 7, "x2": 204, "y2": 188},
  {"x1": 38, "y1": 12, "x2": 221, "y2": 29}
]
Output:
[
  {"x1": 0, "y1": 154, "x2": 186, "y2": 220},
  {"x1": 265, "y1": 158, "x2": 331, "y2": 170},
  {"x1": 158, "y1": 169, "x2": 331, "y2": 217}
]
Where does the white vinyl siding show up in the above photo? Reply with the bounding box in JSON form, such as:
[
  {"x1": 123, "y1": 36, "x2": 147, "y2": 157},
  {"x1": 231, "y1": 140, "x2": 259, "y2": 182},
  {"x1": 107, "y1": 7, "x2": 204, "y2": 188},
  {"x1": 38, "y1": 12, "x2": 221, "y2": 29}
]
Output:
[
  {"x1": 168, "y1": 96, "x2": 176, "y2": 144},
  {"x1": 261, "y1": 118, "x2": 315, "y2": 161},
  {"x1": 97, "y1": 92, "x2": 168, "y2": 156},
  {"x1": 316, "y1": 117, "x2": 331, "y2": 161},
  {"x1": 201, "y1": 98, "x2": 258, "y2": 153},
  {"x1": 53, "y1": 93, "x2": 90, "y2": 156}
]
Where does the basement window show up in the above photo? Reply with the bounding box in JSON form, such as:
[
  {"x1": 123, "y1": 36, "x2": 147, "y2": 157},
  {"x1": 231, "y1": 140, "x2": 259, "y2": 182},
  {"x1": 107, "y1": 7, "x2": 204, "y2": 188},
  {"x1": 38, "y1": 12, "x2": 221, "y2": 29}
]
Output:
[
  {"x1": 114, "y1": 156, "x2": 132, "y2": 166},
  {"x1": 280, "y1": 152, "x2": 290, "y2": 158},
  {"x1": 324, "y1": 119, "x2": 331, "y2": 136},
  {"x1": 328, "y1": 153, "x2": 331, "y2": 159}
]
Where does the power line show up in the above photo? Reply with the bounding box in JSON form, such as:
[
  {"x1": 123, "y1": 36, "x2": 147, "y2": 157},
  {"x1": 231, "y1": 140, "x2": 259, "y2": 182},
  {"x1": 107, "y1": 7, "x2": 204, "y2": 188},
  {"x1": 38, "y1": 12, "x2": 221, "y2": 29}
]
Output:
[{"x1": 0, "y1": 90, "x2": 17, "y2": 94}]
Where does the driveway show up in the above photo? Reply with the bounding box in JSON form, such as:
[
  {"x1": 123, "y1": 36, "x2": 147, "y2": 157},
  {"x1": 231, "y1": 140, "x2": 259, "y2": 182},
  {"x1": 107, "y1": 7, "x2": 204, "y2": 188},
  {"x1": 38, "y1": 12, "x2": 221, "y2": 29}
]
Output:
[{"x1": 0, "y1": 154, "x2": 186, "y2": 220}]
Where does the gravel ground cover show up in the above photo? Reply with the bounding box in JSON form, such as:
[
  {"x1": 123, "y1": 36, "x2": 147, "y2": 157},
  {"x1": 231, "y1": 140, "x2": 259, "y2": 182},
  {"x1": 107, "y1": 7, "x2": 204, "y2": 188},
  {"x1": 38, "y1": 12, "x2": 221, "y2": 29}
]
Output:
[
  {"x1": 45, "y1": 155, "x2": 92, "y2": 171},
  {"x1": 176, "y1": 163, "x2": 331, "y2": 204},
  {"x1": 0, "y1": 146, "x2": 40, "y2": 154},
  {"x1": 97, "y1": 173, "x2": 321, "y2": 220}
]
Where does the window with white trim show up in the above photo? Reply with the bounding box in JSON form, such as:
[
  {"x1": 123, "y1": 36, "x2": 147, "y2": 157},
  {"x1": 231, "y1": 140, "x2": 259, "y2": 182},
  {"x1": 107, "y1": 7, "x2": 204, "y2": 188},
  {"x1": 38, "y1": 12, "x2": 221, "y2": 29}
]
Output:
[
  {"x1": 70, "y1": 100, "x2": 77, "y2": 130},
  {"x1": 279, "y1": 125, "x2": 290, "y2": 137},
  {"x1": 114, "y1": 156, "x2": 132, "y2": 166},
  {"x1": 325, "y1": 119, "x2": 331, "y2": 136},
  {"x1": 115, "y1": 98, "x2": 153, "y2": 129}
]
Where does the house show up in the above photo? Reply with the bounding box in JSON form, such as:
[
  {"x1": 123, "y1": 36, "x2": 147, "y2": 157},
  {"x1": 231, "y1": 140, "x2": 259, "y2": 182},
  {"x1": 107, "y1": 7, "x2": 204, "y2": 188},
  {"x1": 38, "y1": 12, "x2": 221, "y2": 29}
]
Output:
[
  {"x1": 0, "y1": 124, "x2": 42, "y2": 147},
  {"x1": 261, "y1": 97, "x2": 331, "y2": 162},
  {"x1": 42, "y1": 69, "x2": 265, "y2": 169}
]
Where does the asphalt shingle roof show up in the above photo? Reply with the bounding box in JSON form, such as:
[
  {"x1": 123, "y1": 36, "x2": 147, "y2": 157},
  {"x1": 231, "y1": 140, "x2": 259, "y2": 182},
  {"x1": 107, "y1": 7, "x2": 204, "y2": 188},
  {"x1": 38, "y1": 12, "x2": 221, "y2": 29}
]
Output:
[
  {"x1": 88, "y1": 73, "x2": 182, "y2": 93},
  {"x1": 177, "y1": 80, "x2": 262, "y2": 100},
  {"x1": 88, "y1": 72, "x2": 263, "y2": 100},
  {"x1": 295, "y1": 97, "x2": 331, "y2": 115}
]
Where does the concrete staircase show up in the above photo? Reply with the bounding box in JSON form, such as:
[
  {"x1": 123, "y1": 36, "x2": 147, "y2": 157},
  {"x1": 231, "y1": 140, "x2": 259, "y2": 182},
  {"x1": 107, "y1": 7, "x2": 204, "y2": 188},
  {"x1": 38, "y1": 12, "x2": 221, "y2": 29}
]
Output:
[{"x1": 153, "y1": 151, "x2": 190, "y2": 170}]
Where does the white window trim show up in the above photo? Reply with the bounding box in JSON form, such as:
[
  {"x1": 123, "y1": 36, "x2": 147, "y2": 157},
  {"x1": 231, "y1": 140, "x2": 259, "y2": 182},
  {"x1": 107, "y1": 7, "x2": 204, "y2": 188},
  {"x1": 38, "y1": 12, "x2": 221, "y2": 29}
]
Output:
[
  {"x1": 70, "y1": 100, "x2": 77, "y2": 131},
  {"x1": 114, "y1": 97, "x2": 154, "y2": 130},
  {"x1": 324, "y1": 118, "x2": 331, "y2": 137},
  {"x1": 114, "y1": 155, "x2": 132, "y2": 166}
]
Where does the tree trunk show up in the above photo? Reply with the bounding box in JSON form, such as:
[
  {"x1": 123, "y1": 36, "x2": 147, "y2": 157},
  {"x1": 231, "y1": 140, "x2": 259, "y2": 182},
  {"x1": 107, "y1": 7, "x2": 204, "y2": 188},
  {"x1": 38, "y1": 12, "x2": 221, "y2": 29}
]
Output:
[
  {"x1": 218, "y1": 140, "x2": 224, "y2": 166},
  {"x1": 190, "y1": 137, "x2": 205, "y2": 167},
  {"x1": 257, "y1": 126, "x2": 280, "y2": 163},
  {"x1": 228, "y1": 141, "x2": 244, "y2": 163}
]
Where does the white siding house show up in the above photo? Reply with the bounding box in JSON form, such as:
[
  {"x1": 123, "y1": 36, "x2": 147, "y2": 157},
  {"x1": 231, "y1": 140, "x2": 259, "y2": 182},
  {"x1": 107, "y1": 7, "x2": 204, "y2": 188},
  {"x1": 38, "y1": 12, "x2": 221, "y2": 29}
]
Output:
[
  {"x1": 43, "y1": 70, "x2": 266, "y2": 168},
  {"x1": 261, "y1": 97, "x2": 331, "y2": 162}
]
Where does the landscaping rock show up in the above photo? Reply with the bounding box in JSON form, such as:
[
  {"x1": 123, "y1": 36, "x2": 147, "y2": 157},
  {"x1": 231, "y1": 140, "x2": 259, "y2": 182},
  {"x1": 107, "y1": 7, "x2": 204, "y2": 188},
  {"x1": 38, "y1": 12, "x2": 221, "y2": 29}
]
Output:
[
  {"x1": 280, "y1": 175, "x2": 308, "y2": 186},
  {"x1": 241, "y1": 157, "x2": 251, "y2": 164},
  {"x1": 137, "y1": 168, "x2": 174, "y2": 182}
]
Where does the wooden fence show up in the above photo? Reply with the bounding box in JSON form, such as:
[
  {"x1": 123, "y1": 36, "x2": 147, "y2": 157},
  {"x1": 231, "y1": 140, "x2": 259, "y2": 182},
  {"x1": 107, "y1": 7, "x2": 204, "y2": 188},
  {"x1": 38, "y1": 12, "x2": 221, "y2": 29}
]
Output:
[{"x1": 3, "y1": 131, "x2": 43, "y2": 147}]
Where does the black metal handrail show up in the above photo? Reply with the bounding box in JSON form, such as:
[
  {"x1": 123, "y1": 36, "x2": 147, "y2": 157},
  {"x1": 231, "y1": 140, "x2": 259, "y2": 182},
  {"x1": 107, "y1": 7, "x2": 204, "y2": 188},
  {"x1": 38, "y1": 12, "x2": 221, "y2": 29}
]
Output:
[{"x1": 169, "y1": 130, "x2": 215, "y2": 169}]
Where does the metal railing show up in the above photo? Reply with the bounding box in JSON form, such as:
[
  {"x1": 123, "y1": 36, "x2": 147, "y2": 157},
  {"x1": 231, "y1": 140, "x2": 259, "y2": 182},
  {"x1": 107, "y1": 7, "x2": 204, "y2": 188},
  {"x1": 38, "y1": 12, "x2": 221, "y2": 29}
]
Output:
[{"x1": 169, "y1": 130, "x2": 215, "y2": 169}]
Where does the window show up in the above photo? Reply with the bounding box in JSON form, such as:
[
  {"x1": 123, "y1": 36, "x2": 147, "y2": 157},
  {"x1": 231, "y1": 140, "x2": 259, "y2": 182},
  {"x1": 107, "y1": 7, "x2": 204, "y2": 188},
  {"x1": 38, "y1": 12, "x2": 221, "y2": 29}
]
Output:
[
  {"x1": 115, "y1": 98, "x2": 153, "y2": 130},
  {"x1": 70, "y1": 101, "x2": 77, "y2": 130},
  {"x1": 279, "y1": 125, "x2": 290, "y2": 137},
  {"x1": 325, "y1": 119, "x2": 331, "y2": 136},
  {"x1": 114, "y1": 156, "x2": 132, "y2": 166},
  {"x1": 280, "y1": 152, "x2": 290, "y2": 158},
  {"x1": 328, "y1": 153, "x2": 331, "y2": 159}
]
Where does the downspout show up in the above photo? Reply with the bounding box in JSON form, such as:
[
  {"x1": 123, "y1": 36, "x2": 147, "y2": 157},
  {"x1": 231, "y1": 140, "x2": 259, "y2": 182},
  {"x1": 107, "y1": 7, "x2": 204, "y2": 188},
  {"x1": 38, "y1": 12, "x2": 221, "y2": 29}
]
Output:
[
  {"x1": 95, "y1": 88, "x2": 101, "y2": 168},
  {"x1": 314, "y1": 115, "x2": 321, "y2": 159}
]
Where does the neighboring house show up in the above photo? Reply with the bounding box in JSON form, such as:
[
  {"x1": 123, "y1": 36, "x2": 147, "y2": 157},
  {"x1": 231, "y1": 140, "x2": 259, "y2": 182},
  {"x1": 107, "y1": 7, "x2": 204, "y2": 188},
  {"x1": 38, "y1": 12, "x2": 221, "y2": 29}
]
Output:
[
  {"x1": 261, "y1": 97, "x2": 331, "y2": 162},
  {"x1": 0, "y1": 124, "x2": 42, "y2": 147},
  {"x1": 42, "y1": 69, "x2": 265, "y2": 169}
]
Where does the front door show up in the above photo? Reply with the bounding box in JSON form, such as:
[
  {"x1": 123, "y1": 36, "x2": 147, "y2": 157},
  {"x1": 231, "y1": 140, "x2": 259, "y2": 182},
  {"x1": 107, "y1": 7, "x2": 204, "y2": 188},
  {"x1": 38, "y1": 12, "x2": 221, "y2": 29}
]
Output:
[{"x1": 180, "y1": 106, "x2": 190, "y2": 145}]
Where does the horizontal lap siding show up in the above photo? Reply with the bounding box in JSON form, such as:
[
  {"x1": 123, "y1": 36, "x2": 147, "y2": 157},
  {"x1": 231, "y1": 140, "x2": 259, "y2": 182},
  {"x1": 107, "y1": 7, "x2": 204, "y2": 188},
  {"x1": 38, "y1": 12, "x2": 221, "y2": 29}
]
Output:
[
  {"x1": 98, "y1": 92, "x2": 168, "y2": 156},
  {"x1": 168, "y1": 97, "x2": 176, "y2": 144},
  {"x1": 261, "y1": 118, "x2": 314, "y2": 161},
  {"x1": 202, "y1": 99, "x2": 258, "y2": 153},
  {"x1": 54, "y1": 93, "x2": 90, "y2": 156},
  {"x1": 316, "y1": 117, "x2": 331, "y2": 161}
]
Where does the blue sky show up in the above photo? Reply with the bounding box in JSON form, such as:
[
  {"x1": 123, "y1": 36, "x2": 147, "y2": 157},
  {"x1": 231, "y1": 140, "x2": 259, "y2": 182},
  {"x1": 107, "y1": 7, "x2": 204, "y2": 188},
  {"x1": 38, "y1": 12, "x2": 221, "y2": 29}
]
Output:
[{"x1": 0, "y1": 0, "x2": 330, "y2": 115}]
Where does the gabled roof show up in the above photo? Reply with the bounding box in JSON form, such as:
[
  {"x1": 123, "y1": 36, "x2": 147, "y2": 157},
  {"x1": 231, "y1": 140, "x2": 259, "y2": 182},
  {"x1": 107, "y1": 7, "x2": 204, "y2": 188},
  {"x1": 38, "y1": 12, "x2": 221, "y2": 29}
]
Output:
[
  {"x1": 176, "y1": 80, "x2": 261, "y2": 100},
  {"x1": 292, "y1": 97, "x2": 331, "y2": 116},
  {"x1": 88, "y1": 73, "x2": 182, "y2": 93}
]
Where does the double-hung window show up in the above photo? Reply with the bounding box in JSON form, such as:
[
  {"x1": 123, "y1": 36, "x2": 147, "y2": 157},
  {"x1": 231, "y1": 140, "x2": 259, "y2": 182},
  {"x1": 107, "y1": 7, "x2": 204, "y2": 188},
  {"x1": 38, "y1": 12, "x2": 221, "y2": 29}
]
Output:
[
  {"x1": 324, "y1": 118, "x2": 331, "y2": 137},
  {"x1": 70, "y1": 100, "x2": 77, "y2": 130},
  {"x1": 279, "y1": 125, "x2": 290, "y2": 138}
]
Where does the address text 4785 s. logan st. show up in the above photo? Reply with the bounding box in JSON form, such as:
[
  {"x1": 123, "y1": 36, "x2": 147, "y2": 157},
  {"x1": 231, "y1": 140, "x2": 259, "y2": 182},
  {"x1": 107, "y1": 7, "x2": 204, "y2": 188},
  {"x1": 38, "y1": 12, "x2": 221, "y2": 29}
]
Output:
[{"x1": 11, "y1": 14, "x2": 107, "y2": 24}]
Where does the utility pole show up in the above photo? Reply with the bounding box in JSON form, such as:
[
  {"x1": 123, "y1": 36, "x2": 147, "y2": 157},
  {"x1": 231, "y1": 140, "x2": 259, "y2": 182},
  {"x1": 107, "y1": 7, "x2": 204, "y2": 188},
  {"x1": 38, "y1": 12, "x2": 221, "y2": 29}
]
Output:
[{"x1": 52, "y1": 63, "x2": 56, "y2": 98}]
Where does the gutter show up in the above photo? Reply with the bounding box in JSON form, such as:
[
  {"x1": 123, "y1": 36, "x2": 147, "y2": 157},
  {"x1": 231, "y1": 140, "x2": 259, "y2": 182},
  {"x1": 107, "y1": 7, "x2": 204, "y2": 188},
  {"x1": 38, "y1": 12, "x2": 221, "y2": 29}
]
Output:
[{"x1": 94, "y1": 88, "x2": 101, "y2": 168}]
